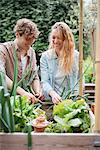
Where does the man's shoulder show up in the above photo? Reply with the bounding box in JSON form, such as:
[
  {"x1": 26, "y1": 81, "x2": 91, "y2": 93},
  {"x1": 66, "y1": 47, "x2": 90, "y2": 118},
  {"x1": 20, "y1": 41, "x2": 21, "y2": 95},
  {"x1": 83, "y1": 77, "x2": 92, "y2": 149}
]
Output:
[
  {"x1": 29, "y1": 47, "x2": 36, "y2": 57},
  {"x1": 0, "y1": 41, "x2": 14, "y2": 51},
  {"x1": 0, "y1": 41, "x2": 13, "y2": 46}
]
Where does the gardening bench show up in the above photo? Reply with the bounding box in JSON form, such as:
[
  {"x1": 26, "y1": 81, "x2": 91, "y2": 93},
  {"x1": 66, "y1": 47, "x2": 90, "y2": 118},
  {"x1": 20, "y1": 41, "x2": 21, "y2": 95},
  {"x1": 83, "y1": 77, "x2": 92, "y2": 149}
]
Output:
[{"x1": 84, "y1": 83, "x2": 95, "y2": 101}]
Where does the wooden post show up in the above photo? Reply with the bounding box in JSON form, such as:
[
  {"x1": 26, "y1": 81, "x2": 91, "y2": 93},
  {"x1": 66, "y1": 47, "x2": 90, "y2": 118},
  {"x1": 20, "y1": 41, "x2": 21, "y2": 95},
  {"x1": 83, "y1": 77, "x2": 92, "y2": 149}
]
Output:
[
  {"x1": 79, "y1": 0, "x2": 83, "y2": 96},
  {"x1": 91, "y1": 28, "x2": 96, "y2": 82},
  {"x1": 94, "y1": 0, "x2": 100, "y2": 133}
]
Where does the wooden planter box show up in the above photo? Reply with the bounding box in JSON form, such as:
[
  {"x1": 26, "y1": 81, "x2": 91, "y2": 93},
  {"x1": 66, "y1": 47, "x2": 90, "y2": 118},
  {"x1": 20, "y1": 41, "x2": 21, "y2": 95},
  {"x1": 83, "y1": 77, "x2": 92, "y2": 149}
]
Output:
[{"x1": 0, "y1": 133, "x2": 100, "y2": 150}]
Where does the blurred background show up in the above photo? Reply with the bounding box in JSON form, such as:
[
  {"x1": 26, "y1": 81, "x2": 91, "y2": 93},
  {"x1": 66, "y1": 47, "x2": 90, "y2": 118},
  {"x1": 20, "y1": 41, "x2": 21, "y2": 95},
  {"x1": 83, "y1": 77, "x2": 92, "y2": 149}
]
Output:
[{"x1": 0, "y1": 0, "x2": 97, "y2": 83}]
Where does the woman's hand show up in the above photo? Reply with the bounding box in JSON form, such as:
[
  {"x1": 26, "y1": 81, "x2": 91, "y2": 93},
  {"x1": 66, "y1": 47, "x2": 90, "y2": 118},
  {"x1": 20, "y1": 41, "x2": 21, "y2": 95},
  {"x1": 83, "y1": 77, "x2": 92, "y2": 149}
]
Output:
[{"x1": 49, "y1": 90, "x2": 62, "y2": 104}]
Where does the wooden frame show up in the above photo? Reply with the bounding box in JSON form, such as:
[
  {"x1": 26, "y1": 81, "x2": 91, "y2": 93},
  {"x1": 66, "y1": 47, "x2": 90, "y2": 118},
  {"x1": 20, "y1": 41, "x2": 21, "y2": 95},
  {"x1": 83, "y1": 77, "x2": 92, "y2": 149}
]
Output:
[
  {"x1": 0, "y1": 133, "x2": 100, "y2": 150},
  {"x1": 95, "y1": 0, "x2": 100, "y2": 132}
]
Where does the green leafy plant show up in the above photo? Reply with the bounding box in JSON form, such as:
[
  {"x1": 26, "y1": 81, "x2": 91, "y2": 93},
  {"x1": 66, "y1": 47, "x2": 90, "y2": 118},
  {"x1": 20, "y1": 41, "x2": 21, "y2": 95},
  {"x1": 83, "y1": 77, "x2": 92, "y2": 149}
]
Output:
[
  {"x1": 0, "y1": 72, "x2": 15, "y2": 132},
  {"x1": 45, "y1": 99, "x2": 91, "y2": 133},
  {"x1": 12, "y1": 95, "x2": 45, "y2": 132}
]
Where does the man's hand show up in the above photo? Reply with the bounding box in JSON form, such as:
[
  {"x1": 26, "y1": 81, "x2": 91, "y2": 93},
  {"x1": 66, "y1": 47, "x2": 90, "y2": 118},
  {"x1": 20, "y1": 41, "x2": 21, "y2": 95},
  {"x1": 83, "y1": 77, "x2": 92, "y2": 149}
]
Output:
[
  {"x1": 19, "y1": 90, "x2": 37, "y2": 103},
  {"x1": 35, "y1": 89, "x2": 45, "y2": 101},
  {"x1": 22, "y1": 91, "x2": 37, "y2": 103},
  {"x1": 16, "y1": 86, "x2": 37, "y2": 103}
]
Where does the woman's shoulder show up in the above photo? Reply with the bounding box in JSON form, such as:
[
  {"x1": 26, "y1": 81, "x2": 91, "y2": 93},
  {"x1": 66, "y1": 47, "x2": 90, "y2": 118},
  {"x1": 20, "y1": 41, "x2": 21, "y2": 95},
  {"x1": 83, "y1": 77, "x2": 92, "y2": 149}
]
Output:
[
  {"x1": 41, "y1": 50, "x2": 49, "y2": 55},
  {"x1": 73, "y1": 50, "x2": 79, "y2": 65},
  {"x1": 41, "y1": 49, "x2": 53, "y2": 59},
  {"x1": 74, "y1": 49, "x2": 79, "y2": 59},
  {"x1": 74, "y1": 49, "x2": 79, "y2": 55}
]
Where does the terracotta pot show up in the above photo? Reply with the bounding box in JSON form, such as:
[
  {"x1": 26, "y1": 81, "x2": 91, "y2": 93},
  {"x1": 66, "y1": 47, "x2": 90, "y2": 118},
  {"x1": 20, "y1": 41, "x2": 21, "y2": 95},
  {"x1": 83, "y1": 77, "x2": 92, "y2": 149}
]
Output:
[
  {"x1": 91, "y1": 103, "x2": 95, "y2": 114},
  {"x1": 34, "y1": 126, "x2": 46, "y2": 132},
  {"x1": 32, "y1": 115, "x2": 49, "y2": 132}
]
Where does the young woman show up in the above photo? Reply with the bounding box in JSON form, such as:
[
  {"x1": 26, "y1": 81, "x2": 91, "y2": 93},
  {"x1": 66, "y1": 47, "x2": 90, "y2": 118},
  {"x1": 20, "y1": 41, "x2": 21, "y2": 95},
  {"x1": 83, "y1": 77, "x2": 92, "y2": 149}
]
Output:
[{"x1": 40, "y1": 22, "x2": 79, "y2": 104}]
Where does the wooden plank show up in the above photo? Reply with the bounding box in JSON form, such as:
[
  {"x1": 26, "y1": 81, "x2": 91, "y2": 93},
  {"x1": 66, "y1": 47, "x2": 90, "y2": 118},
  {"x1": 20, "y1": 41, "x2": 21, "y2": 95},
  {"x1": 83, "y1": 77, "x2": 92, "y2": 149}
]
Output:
[
  {"x1": 0, "y1": 133, "x2": 27, "y2": 150},
  {"x1": 85, "y1": 83, "x2": 95, "y2": 87},
  {"x1": 84, "y1": 84, "x2": 95, "y2": 101},
  {"x1": 87, "y1": 96, "x2": 95, "y2": 99},
  {"x1": 85, "y1": 84, "x2": 95, "y2": 91},
  {"x1": 0, "y1": 133, "x2": 100, "y2": 150},
  {"x1": 84, "y1": 90, "x2": 95, "y2": 93}
]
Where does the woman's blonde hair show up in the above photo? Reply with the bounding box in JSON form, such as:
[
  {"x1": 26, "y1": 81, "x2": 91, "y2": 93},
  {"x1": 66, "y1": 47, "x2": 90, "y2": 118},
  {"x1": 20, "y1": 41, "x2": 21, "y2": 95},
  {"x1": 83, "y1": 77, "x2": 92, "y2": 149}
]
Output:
[
  {"x1": 14, "y1": 18, "x2": 40, "y2": 39},
  {"x1": 49, "y1": 22, "x2": 75, "y2": 75}
]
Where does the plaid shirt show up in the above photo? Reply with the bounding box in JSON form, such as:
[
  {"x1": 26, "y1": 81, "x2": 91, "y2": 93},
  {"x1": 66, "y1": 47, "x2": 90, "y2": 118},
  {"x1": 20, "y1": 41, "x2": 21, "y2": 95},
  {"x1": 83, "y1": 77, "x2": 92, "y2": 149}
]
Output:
[{"x1": 0, "y1": 41, "x2": 39, "y2": 88}]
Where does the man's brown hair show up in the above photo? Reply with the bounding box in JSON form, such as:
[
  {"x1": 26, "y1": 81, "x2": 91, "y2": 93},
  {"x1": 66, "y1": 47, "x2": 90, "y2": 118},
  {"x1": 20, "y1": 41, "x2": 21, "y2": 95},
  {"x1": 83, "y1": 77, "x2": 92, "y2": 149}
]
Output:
[{"x1": 14, "y1": 18, "x2": 40, "y2": 39}]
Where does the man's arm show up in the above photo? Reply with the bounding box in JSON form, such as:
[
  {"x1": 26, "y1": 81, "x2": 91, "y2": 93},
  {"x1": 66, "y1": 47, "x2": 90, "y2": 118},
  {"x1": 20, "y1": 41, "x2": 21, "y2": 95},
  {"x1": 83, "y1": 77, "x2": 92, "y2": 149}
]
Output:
[
  {"x1": 32, "y1": 79, "x2": 41, "y2": 93},
  {"x1": 6, "y1": 75, "x2": 37, "y2": 103},
  {"x1": 32, "y1": 78, "x2": 44, "y2": 100}
]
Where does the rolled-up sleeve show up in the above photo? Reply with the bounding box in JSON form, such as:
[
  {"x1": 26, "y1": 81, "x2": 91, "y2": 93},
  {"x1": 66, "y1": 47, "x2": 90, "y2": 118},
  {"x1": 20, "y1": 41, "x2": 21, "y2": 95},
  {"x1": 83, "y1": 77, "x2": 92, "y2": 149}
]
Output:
[
  {"x1": 0, "y1": 46, "x2": 6, "y2": 73},
  {"x1": 31, "y1": 50, "x2": 39, "y2": 81},
  {"x1": 40, "y1": 53, "x2": 53, "y2": 97}
]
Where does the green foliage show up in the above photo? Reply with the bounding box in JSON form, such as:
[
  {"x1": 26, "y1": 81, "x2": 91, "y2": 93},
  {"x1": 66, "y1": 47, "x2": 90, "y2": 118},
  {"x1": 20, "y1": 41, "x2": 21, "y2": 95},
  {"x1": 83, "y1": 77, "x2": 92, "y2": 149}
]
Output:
[
  {"x1": 13, "y1": 96, "x2": 35, "y2": 132},
  {"x1": 13, "y1": 95, "x2": 44, "y2": 132},
  {"x1": 53, "y1": 99, "x2": 73, "y2": 118},
  {"x1": 46, "y1": 99, "x2": 91, "y2": 133},
  {"x1": 74, "y1": 34, "x2": 91, "y2": 59},
  {"x1": 0, "y1": 0, "x2": 79, "y2": 52},
  {"x1": 84, "y1": 56, "x2": 95, "y2": 83},
  {"x1": 0, "y1": 72, "x2": 15, "y2": 132},
  {"x1": 0, "y1": 0, "x2": 92, "y2": 63}
]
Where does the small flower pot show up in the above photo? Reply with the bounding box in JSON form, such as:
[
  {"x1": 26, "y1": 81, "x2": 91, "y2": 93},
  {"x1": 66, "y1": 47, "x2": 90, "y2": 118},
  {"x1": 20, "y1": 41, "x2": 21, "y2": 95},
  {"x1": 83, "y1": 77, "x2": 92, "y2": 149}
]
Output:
[
  {"x1": 33, "y1": 126, "x2": 47, "y2": 132},
  {"x1": 32, "y1": 115, "x2": 50, "y2": 132},
  {"x1": 91, "y1": 103, "x2": 95, "y2": 114}
]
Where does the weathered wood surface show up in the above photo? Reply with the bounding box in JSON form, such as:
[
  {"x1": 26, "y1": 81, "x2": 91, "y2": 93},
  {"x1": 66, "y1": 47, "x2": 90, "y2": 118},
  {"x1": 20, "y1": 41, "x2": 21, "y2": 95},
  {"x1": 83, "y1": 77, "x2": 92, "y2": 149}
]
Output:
[
  {"x1": 0, "y1": 133, "x2": 100, "y2": 150},
  {"x1": 84, "y1": 83, "x2": 95, "y2": 101}
]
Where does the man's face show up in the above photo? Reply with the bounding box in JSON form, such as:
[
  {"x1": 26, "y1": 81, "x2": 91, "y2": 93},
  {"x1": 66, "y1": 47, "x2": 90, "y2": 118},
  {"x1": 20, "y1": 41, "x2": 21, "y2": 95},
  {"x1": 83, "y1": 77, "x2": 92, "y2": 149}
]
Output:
[{"x1": 16, "y1": 32, "x2": 36, "y2": 51}]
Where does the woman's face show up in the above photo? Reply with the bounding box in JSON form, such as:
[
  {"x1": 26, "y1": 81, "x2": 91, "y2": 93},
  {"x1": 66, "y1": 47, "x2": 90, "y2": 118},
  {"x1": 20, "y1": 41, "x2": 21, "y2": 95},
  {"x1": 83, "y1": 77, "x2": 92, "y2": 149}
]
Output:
[{"x1": 51, "y1": 28, "x2": 64, "y2": 54}]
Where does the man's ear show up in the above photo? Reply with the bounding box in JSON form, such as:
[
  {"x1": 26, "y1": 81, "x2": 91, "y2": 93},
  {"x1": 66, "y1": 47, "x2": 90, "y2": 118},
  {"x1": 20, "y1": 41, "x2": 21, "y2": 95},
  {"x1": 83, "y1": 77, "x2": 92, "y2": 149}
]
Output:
[{"x1": 15, "y1": 32, "x2": 20, "y2": 38}]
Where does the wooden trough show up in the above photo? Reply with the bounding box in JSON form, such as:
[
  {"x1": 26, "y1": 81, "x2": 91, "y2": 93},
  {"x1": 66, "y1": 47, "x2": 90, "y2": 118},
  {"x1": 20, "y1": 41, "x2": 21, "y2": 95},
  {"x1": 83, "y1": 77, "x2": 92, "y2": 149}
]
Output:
[{"x1": 0, "y1": 133, "x2": 100, "y2": 150}]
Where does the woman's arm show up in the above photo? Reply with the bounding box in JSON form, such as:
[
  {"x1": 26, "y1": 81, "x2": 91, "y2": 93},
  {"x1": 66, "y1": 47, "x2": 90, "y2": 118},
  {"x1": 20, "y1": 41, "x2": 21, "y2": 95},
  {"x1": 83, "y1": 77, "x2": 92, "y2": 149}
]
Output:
[
  {"x1": 40, "y1": 52, "x2": 53, "y2": 95},
  {"x1": 40, "y1": 52, "x2": 61, "y2": 104}
]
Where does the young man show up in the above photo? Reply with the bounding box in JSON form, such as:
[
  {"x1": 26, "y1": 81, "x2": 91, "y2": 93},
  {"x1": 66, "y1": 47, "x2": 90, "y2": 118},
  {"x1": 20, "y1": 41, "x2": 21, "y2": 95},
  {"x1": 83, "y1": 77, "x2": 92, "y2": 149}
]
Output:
[{"x1": 0, "y1": 18, "x2": 43, "y2": 103}]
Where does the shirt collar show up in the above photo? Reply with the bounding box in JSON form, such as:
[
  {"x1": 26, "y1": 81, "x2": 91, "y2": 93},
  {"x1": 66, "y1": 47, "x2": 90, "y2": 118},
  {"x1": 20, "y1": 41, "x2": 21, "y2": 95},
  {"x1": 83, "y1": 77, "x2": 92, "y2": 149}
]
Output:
[
  {"x1": 49, "y1": 49, "x2": 58, "y2": 59},
  {"x1": 14, "y1": 40, "x2": 31, "y2": 57}
]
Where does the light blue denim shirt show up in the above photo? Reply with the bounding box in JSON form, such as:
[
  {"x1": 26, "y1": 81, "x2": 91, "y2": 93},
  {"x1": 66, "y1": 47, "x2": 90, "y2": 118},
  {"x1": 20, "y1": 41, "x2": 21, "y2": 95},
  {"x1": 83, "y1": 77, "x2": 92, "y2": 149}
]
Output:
[{"x1": 40, "y1": 49, "x2": 79, "y2": 100}]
